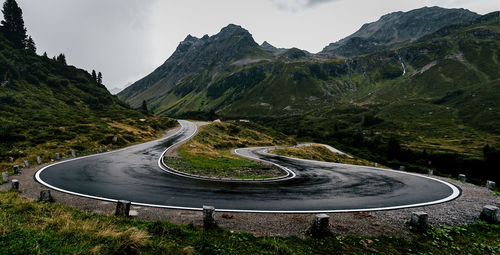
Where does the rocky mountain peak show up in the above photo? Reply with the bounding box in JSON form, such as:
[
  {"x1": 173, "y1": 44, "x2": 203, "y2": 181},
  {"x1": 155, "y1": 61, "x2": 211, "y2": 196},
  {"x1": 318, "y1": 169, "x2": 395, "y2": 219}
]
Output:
[
  {"x1": 184, "y1": 34, "x2": 198, "y2": 42},
  {"x1": 215, "y1": 24, "x2": 253, "y2": 42},
  {"x1": 321, "y1": 6, "x2": 479, "y2": 57},
  {"x1": 118, "y1": 24, "x2": 264, "y2": 103},
  {"x1": 261, "y1": 41, "x2": 278, "y2": 51}
]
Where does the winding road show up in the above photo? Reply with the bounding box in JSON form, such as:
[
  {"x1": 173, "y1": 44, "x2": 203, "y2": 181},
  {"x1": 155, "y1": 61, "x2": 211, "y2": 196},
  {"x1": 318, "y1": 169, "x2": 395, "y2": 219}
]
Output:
[{"x1": 36, "y1": 120, "x2": 460, "y2": 213}]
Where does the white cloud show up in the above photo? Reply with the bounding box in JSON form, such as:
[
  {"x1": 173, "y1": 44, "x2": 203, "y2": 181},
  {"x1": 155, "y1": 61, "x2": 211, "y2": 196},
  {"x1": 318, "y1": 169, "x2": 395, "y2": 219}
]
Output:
[{"x1": 269, "y1": 0, "x2": 339, "y2": 11}]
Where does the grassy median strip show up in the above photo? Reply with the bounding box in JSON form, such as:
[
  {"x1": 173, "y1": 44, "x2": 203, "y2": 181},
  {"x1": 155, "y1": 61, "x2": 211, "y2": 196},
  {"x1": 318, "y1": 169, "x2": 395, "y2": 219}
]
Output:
[
  {"x1": 164, "y1": 121, "x2": 295, "y2": 179},
  {"x1": 1, "y1": 191, "x2": 499, "y2": 254}
]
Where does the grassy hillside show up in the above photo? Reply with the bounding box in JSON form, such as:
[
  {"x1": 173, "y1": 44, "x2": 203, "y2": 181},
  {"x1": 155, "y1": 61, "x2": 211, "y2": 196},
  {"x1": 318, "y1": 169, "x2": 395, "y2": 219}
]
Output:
[
  {"x1": 164, "y1": 120, "x2": 295, "y2": 179},
  {"x1": 0, "y1": 31, "x2": 177, "y2": 175},
  {"x1": 1, "y1": 190, "x2": 499, "y2": 254},
  {"x1": 141, "y1": 15, "x2": 500, "y2": 184}
]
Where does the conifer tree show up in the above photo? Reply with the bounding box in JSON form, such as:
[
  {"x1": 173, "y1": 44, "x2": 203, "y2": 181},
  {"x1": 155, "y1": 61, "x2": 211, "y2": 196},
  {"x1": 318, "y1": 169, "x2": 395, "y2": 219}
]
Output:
[
  {"x1": 1, "y1": 0, "x2": 27, "y2": 48},
  {"x1": 97, "y1": 72, "x2": 102, "y2": 85},
  {"x1": 91, "y1": 70, "x2": 97, "y2": 82},
  {"x1": 141, "y1": 100, "x2": 148, "y2": 113},
  {"x1": 56, "y1": 53, "x2": 66, "y2": 65},
  {"x1": 25, "y1": 35, "x2": 35, "y2": 53}
]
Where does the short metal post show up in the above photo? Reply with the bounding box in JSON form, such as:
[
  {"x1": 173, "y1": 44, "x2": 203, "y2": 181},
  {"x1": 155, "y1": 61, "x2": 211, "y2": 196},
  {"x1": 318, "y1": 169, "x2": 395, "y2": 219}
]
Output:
[
  {"x1": 480, "y1": 205, "x2": 498, "y2": 223},
  {"x1": 486, "y1": 180, "x2": 496, "y2": 190},
  {"x1": 203, "y1": 205, "x2": 216, "y2": 229},
  {"x1": 115, "y1": 200, "x2": 131, "y2": 216},
  {"x1": 427, "y1": 169, "x2": 433, "y2": 175},
  {"x1": 410, "y1": 211, "x2": 428, "y2": 230},
  {"x1": 55, "y1": 153, "x2": 60, "y2": 160},
  {"x1": 458, "y1": 174, "x2": 466, "y2": 182},
  {"x1": 71, "y1": 150, "x2": 76, "y2": 157},
  {"x1": 36, "y1": 156, "x2": 42, "y2": 165},
  {"x1": 311, "y1": 214, "x2": 330, "y2": 237},
  {"x1": 23, "y1": 160, "x2": 29, "y2": 168},
  {"x1": 2, "y1": 172, "x2": 8, "y2": 182},
  {"x1": 13, "y1": 165, "x2": 19, "y2": 174},
  {"x1": 11, "y1": 179, "x2": 19, "y2": 191},
  {"x1": 40, "y1": 190, "x2": 52, "y2": 202}
]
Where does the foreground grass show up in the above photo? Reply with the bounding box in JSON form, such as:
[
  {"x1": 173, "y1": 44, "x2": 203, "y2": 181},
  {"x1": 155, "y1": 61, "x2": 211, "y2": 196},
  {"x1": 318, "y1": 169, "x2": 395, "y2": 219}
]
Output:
[
  {"x1": 1, "y1": 191, "x2": 499, "y2": 254},
  {"x1": 269, "y1": 145, "x2": 380, "y2": 168},
  {"x1": 165, "y1": 121, "x2": 295, "y2": 179}
]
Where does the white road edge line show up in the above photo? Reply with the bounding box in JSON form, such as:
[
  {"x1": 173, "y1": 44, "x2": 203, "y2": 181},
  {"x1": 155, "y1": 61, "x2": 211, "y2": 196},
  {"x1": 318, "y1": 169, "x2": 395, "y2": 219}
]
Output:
[{"x1": 35, "y1": 120, "x2": 461, "y2": 214}]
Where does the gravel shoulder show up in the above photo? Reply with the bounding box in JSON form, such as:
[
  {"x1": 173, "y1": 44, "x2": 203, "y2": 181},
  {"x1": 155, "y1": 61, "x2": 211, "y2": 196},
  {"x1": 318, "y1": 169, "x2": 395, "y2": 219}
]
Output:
[{"x1": 2, "y1": 158, "x2": 498, "y2": 238}]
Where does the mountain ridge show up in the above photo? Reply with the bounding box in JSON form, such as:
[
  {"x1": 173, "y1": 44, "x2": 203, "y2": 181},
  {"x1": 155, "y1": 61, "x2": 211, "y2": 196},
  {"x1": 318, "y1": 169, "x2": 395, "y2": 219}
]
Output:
[
  {"x1": 118, "y1": 24, "x2": 267, "y2": 106},
  {"x1": 117, "y1": 9, "x2": 500, "y2": 168},
  {"x1": 320, "y1": 6, "x2": 479, "y2": 57},
  {"x1": 119, "y1": 6, "x2": 482, "y2": 107}
]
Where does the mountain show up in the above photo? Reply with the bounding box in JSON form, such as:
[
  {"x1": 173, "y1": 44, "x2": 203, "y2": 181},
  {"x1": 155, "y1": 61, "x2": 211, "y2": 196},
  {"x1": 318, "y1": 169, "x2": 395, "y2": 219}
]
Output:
[
  {"x1": 0, "y1": 30, "x2": 175, "y2": 173},
  {"x1": 320, "y1": 6, "x2": 479, "y2": 57},
  {"x1": 118, "y1": 9, "x2": 500, "y2": 177},
  {"x1": 261, "y1": 41, "x2": 278, "y2": 51},
  {"x1": 118, "y1": 24, "x2": 269, "y2": 108}
]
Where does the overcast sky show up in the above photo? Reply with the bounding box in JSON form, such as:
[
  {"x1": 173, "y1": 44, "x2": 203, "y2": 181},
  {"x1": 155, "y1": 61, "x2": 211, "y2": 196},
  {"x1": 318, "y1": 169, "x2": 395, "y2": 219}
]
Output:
[{"x1": 14, "y1": 0, "x2": 499, "y2": 92}]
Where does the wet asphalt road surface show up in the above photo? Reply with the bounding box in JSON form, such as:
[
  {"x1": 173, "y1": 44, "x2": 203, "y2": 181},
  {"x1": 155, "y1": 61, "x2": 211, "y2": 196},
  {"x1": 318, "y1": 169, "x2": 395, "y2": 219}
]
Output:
[{"x1": 36, "y1": 120, "x2": 459, "y2": 212}]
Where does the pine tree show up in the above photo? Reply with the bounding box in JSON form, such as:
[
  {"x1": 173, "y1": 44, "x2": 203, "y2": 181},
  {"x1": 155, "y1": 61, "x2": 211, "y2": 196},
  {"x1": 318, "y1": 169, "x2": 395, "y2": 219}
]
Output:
[
  {"x1": 97, "y1": 72, "x2": 102, "y2": 85},
  {"x1": 56, "y1": 53, "x2": 66, "y2": 65},
  {"x1": 1, "y1": 0, "x2": 27, "y2": 48},
  {"x1": 141, "y1": 100, "x2": 148, "y2": 113},
  {"x1": 91, "y1": 70, "x2": 97, "y2": 82},
  {"x1": 42, "y1": 52, "x2": 48, "y2": 58},
  {"x1": 25, "y1": 35, "x2": 35, "y2": 53}
]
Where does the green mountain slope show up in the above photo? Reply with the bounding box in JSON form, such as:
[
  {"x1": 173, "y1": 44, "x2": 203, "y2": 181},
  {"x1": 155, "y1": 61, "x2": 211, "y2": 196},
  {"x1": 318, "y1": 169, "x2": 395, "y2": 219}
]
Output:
[
  {"x1": 118, "y1": 10, "x2": 500, "y2": 183},
  {"x1": 0, "y1": 31, "x2": 175, "y2": 173}
]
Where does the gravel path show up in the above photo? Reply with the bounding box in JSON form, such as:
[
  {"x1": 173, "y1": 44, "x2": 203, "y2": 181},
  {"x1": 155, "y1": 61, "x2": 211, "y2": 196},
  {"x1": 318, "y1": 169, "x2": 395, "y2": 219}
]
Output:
[{"x1": 2, "y1": 158, "x2": 498, "y2": 238}]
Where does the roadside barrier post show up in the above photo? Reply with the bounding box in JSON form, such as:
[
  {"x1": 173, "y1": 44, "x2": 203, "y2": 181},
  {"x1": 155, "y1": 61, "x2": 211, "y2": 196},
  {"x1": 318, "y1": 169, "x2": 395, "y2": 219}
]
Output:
[
  {"x1": 11, "y1": 179, "x2": 19, "y2": 191},
  {"x1": 99, "y1": 146, "x2": 103, "y2": 153},
  {"x1": 486, "y1": 181, "x2": 496, "y2": 190},
  {"x1": 480, "y1": 205, "x2": 498, "y2": 223},
  {"x1": 36, "y1": 156, "x2": 42, "y2": 165},
  {"x1": 203, "y1": 205, "x2": 216, "y2": 229},
  {"x1": 40, "y1": 190, "x2": 52, "y2": 202},
  {"x1": 23, "y1": 160, "x2": 29, "y2": 168},
  {"x1": 55, "y1": 153, "x2": 60, "y2": 161},
  {"x1": 8, "y1": 156, "x2": 13, "y2": 162},
  {"x1": 2, "y1": 172, "x2": 8, "y2": 182},
  {"x1": 115, "y1": 200, "x2": 131, "y2": 216},
  {"x1": 427, "y1": 169, "x2": 433, "y2": 175},
  {"x1": 373, "y1": 162, "x2": 378, "y2": 167},
  {"x1": 410, "y1": 212, "x2": 428, "y2": 230},
  {"x1": 71, "y1": 150, "x2": 76, "y2": 158},
  {"x1": 458, "y1": 174, "x2": 466, "y2": 182},
  {"x1": 13, "y1": 165, "x2": 19, "y2": 174},
  {"x1": 311, "y1": 214, "x2": 330, "y2": 237},
  {"x1": 399, "y1": 166, "x2": 406, "y2": 171}
]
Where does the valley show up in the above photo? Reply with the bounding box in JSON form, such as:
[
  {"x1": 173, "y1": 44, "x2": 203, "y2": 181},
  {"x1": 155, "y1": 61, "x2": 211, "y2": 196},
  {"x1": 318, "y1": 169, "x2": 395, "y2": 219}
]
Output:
[
  {"x1": 0, "y1": 1, "x2": 499, "y2": 254},
  {"x1": 118, "y1": 9, "x2": 500, "y2": 185}
]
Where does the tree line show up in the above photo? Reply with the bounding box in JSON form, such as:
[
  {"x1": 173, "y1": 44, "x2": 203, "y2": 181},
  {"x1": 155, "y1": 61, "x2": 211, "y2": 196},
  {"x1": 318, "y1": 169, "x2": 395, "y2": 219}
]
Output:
[{"x1": 1, "y1": 0, "x2": 104, "y2": 86}]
